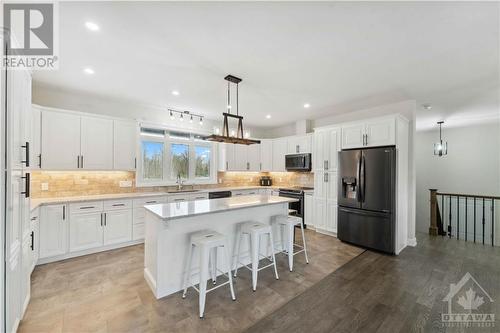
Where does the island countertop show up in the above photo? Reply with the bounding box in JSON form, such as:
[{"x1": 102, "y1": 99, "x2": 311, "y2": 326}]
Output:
[{"x1": 144, "y1": 195, "x2": 298, "y2": 221}]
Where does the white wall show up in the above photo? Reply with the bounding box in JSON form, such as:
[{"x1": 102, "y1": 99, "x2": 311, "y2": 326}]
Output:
[{"x1": 415, "y1": 122, "x2": 500, "y2": 234}]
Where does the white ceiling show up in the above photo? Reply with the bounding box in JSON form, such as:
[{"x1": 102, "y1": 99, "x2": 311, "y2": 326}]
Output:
[{"x1": 33, "y1": 1, "x2": 499, "y2": 129}]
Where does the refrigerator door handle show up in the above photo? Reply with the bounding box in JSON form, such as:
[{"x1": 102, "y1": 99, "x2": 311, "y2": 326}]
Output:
[
  {"x1": 356, "y1": 154, "x2": 361, "y2": 202},
  {"x1": 360, "y1": 154, "x2": 366, "y2": 203}
]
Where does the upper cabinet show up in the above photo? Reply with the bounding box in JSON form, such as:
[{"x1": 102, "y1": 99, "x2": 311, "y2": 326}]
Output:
[
  {"x1": 272, "y1": 138, "x2": 287, "y2": 172},
  {"x1": 260, "y1": 139, "x2": 273, "y2": 171},
  {"x1": 313, "y1": 127, "x2": 339, "y2": 172},
  {"x1": 30, "y1": 106, "x2": 41, "y2": 169},
  {"x1": 287, "y1": 134, "x2": 312, "y2": 154},
  {"x1": 80, "y1": 116, "x2": 113, "y2": 170},
  {"x1": 219, "y1": 143, "x2": 261, "y2": 171},
  {"x1": 113, "y1": 120, "x2": 137, "y2": 170},
  {"x1": 41, "y1": 110, "x2": 81, "y2": 170},
  {"x1": 247, "y1": 144, "x2": 261, "y2": 171},
  {"x1": 233, "y1": 144, "x2": 248, "y2": 171},
  {"x1": 341, "y1": 117, "x2": 395, "y2": 149}
]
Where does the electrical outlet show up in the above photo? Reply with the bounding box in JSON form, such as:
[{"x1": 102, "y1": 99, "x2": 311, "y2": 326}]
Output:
[
  {"x1": 41, "y1": 183, "x2": 49, "y2": 191},
  {"x1": 218, "y1": 178, "x2": 222, "y2": 184},
  {"x1": 119, "y1": 180, "x2": 133, "y2": 188}
]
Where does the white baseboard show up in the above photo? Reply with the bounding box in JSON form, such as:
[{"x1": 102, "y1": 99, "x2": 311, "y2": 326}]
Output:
[
  {"x1": 407, "y1": 237, "x2": 417, "y2": 247},
  {"x1": 315, "y1": 228, "x2": 337, "y2": 237}
]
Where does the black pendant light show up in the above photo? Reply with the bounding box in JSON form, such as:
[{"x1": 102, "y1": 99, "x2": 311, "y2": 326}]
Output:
[
  {"x1": 433, "y1": 121, "x2": 448, "y2": 156},
  {"x1": 205, "y1": 75, "x2": 260, "y2": 145}
]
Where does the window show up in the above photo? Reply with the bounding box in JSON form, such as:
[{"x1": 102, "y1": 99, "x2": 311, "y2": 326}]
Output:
[
  {"x1": 170, "y1": 143, "x2": 189, "y2": 179},
  {"x1": 137, "y1": 127, "x2": 215, "y2": 186}
]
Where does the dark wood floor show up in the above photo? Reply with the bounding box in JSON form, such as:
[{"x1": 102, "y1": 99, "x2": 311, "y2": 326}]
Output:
[{"x1": 246, "y1": 233, "x2": 500, "y2": 333}]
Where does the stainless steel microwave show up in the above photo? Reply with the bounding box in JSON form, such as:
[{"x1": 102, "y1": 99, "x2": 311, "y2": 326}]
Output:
[{"x1": 285, "y1": 153, "x2": 312, "y2": 171}]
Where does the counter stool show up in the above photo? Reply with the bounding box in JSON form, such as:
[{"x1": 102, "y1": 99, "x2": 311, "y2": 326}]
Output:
[
  {"x1": 182, "y1": 230, "x2": 236, "y2": 318},
  {"x1": 233, "y1": 222, "x2": 279, "y2": 291},
  {"x1": 272, "y1": 215, "x2": 309, "y2": 271}
]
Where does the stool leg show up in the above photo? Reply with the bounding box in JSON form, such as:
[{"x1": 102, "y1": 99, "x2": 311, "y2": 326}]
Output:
[
  {"x1": 280, "y1": 224, "x2": 286, "y2": 252},
  {"x1": 223, "y1": 243, "x2": 236, "y2": 301},
  {"x1": 300, "y1": 221, "x2": 309, "y2": 264},
  {"x1": 182, "y1": 244, "x2": 194, "y2": 299},
  {"x1": 287, "y1": 224, "x2": 294, "y2": 272},
  {"x1": 233, "y1": 232, "x2": 243, "y2": 278},
  {"x1": 250, "y1": 232, "x2": 259, "y2": 291},
  {"x1": 268, "y1": 231, "x2": 279, "y2": 280},
  {"x1": 198, "y1": 246, "x2": 210, "y2": 318},
  {"x1": 210, "y1": 248, "x2": 217, "y2": 285}
]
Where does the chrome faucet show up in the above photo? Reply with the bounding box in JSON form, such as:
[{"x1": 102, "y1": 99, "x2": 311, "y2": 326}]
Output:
[{"x1": 176, "y1": 174, "x2": 183, "y2": 191}]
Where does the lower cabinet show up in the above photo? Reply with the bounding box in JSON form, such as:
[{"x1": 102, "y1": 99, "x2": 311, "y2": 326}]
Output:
[
  {"x1": 312, "y1": 198, "x2": 338, "y2": 234},
  {"x1": 304, "y1": 193, "x2": 313, "y2": 227},
  {"x1": 103, "y1": 209, "x2": 132, "y2": 246},
  {"x1": 69, "y1": 212, "x2": 103, "y2": 252},
  {"x1": 40, "y1": 204, "x2": 68, "y2": 259}
]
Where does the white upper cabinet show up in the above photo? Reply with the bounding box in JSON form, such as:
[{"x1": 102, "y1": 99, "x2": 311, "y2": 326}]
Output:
[
  {"x1": 272, "y1": 138, "x2": 287, "y2": 171},
  {"x1": 341, "y1": 117, "x2": 396, "y2": 149},
  {"x1": 287, "y1": 134, "x2": 312, "y2": 154},
  {"x1": 233, "y1": 144, "x2": 248, "y2": 171},
  {"x1": 113, "y1": 120, "x2": 137, "y2": 170},
  {"x1": 41, "y1": 110, "x2": 81, "y2": 170},
  {"x1": 247, "y1": 144, "x2": 261, "y2": 171},
  {"x1": 30, "y1": 106, "x2": 41, "y2": 169},
  {"x1": 365, "y1": 118, "x2": 395, "y2": 147},
  {"x1": 260, "y1": 139, "x2": 273, "y2": 171},
  {"x1": 80, "y1": 116, "x2": 113, "y2": 170},
  {"x1": 313, "y1": 127, "x2": 339, "y2": 172},
  {"x1": 218, "y1": 143, "x2": 235, "y2": 171}
]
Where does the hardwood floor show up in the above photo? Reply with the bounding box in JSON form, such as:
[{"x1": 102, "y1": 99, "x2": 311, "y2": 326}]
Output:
[
  {"x1": 246, "y1": 233, "x2": 500, "y2": 333},
  {"x1": 19, "y1": 229, "x2": 363, "y2": 333}
]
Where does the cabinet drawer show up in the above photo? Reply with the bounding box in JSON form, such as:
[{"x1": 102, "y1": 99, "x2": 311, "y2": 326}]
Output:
[
  {"x1": 133, "y1": 196, "x2": 167, "y2": 207},
  {"x1": 168, "y1": 195, "x2": 189, "y2": 203},
  {"x1": 133, "y1": 223, "x2": 145, "y2": 240},
  {"x1": 69, "y1": 201, "x2": 103, "y2": 214},
  {"x1": 190, "y1": 193, "x2": 209, "y2": 201},
  {"x1": 103, "y1": 199, "x2": 132, "y2": 211}
]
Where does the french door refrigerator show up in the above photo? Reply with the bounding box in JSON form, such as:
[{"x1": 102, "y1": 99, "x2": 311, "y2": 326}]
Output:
[{"x1": 337, "y1": 146, "x2": 396, "y2": 254}]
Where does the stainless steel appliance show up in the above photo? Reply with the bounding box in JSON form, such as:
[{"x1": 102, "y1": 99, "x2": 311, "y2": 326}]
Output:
[
  {"x1": 208, "y1": 191, "x2": 232, "y2": 199},
  {"x1": 278, "y1": 187, "x2": 313, "y2": 227},
  {"x1": 260, "y1": 176, "x2": 272, "y2": 186},
  {"x1": 285, "y1": 153, "x2": 312, "y2": 171},
  {"x1": 337, "y1": 146, "x2": 396, "y2": 254}
]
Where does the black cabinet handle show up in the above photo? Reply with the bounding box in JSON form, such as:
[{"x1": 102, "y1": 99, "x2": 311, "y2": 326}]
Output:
[
  {"x1": 62, "y1": 206, "x2": 66, "y2": 220},
  {"x1": 145, "y1": 201, "x2": 157, "y2": 204},
  {"x1": 104, "y1": 213, "x2": 107, "y2": 226},
  {"x1": 38, "y1": 154, "x2": 41, "y2": 168},
  {"x1": 30, "y1": 231, "x2": 34, "y2": 251},
  {"x1": 21, "y1": 173, "x2": 30, "y2": 198},
  {"x1": 77, "y1": 155, "x2": 80, "y2": 168},
  {"x1": 79, "y1": 206, "x2": 96, "y2": 210},
  {"x1": 21, "y1": 142, "x2": 29, "y2": 167},
  {"x1": 112, "y1": 203, "x2": 125, "y2": 207},
  {"x1": 100, "y1": 213, "x2": 103, "y2": 226}
]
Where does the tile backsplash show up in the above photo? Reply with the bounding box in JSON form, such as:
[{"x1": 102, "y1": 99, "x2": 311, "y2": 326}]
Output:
[{"x1": 30, "y1": 171, "x2": 314, "y2": 198}]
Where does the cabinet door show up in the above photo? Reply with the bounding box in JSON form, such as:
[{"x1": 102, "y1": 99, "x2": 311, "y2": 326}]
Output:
[
  {"x1": 7, "y1": 70, "x2": 25, "y2": 170},
  {"x1": 220, "y1": 143, "x2": 235, "y2": 171},
  {"x1": 313, "y1": 131, "x2": 326, "y2": 172},
  {"x1": 314, "y1": 171, "x2": 327, "y2": 200},
  {"x1": 69, "y1": 212, "x2": 103, "y2": 252},
  {"x1": 326, "y1": 200, "x2": 338, "y2": 233},
  {"x1": 327, "y1": 129, "x2": 339, "y2": 172},
  {"x1": 30, "y1": 106, "x2": 41, "y2": 169},
  {"x1": 81, "y1": 116, "x2": 113, "y2": 169},
  {"x1": 365, "y1": 118, "x2": 395, "y2": 147},
  {"x1": 233, "y1": 144, "x2": 248, "y2": 171},
  {"x1": 326, "y1": 171, "x2": 338, "y2": 201},
  {"x1": 272, "y1": 138, "x2": 287, "y2": 171},
  {"x1": 341, "y1": 123, "x2": 365, "y2": 149},
  {"x1": 21, "y1": 235, "x2": 31, "y2": 315},
  {"x1": 30, "y1": 210, "x2": 40, "y2": 271},
  {"x1": 40, "y1": 205, "x2": 68, "y2": 258},
  {"x1": 103, "y1": 210, "x2": 132, "y2": 246},
  {"x1": 113, "y1": 120, "x2": 136, "y2": 170},
  {"x1": 260, "y1": 139, "x2": 273, "y2": 171},
  {"x1": 247, "y1": 144, "x2": 261, "y2": 171},
  {"x1": 41, "y1": 110, "x2": 81, "y2": 169},
  {"x1": 304, "y1": 193, "x2": 314, "y2": 227},
  {"x1": 287, "y1": 137, "x2": 298, "y2": 154},
  {"x1": 297, "y1": 135, "x2": 312, "y2": 153},
  {"x1": 313, "y1": 198, "x2": 327, "y2": 230}
]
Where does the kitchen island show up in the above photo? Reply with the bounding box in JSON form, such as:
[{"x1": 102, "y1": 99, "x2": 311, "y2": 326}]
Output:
[{"x1": 143, "y1": 195, "x2": 297, "y2": 299}]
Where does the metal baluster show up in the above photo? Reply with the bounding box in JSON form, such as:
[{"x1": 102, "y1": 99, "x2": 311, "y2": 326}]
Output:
[
  {"x1": 448, "y1": 195, "x2": 452, "y2": 237},
  {"x1": 457, "y1": 196, "x2": 460, "y2": 240},
  {"x1": 482, "y1": 198, "x2": 485, "y2": 245},
  {"x1": 465, "y1": 197, "x2": 468, "y2": 242},
  {"x1": 491, "y1": 199, "x2": 495, "y2": 247},
  {"x1": 441, "y1": 195, "x2": 445, "y2": 236},
  {"x1": 474, "y1": 197, "x2": 476, "y2": 243}
]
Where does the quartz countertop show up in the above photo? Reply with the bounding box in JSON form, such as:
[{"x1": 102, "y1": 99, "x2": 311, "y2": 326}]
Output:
[{"x1": 144, "y1": 195, "x2": 298, "y2": 221}]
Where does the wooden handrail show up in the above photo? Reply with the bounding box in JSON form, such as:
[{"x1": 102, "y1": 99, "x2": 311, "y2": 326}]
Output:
[{"x1": 436, "y1": 192, "x2": 500, "y2": 200}]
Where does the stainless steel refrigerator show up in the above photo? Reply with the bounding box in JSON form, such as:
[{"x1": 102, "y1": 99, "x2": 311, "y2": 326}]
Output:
[{"x1": 337, "y1": 146, "x2": 396, "y2": 254}]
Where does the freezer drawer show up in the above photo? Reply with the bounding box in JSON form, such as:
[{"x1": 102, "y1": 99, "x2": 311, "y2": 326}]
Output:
[{"x1": 337, "y1": 206, "x2": 395, "y2": 254}]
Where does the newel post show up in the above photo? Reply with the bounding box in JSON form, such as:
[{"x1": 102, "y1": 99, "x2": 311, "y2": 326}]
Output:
[{"x1": 429, "y1": 189, "x2": 438, "y2": 236}]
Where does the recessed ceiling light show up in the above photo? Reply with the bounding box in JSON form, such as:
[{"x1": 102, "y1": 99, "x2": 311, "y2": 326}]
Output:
[
  {"x1": 304, "y1": 103, "x2": 310, "y2": 108},
  {"x1": 266, "y1": 114, "x2": 271, "y2": 119},
  {"x1": 171, "y1": 90, "x2": 180, "y2": 96},
  {"x1": 422, "y1": 104, "x2": 432, "y2": 110},
  {"x1": 83, "y1": 67, "x2": 95, "y2": 75},
  {"x1": 85, "y1": 22, "x2": 99, "y2": 31}
]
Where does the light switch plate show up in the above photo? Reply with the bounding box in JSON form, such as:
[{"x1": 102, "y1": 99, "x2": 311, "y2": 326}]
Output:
[
  {"x1": 41, "y1": 183, "x2": 49, "y2": 191},
  {"x1": 119, "y1": 180, "x2": 133, "y2": 188}
]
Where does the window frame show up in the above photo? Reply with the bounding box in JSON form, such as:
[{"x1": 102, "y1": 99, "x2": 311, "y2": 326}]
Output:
[{"x1": 136, "y1": 126, "x2": 217, "y2": 187}]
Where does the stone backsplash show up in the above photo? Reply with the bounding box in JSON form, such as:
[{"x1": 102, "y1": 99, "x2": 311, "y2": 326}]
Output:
[{"x1": 30, "y1": 171, "x2": 314, "y2": 198}]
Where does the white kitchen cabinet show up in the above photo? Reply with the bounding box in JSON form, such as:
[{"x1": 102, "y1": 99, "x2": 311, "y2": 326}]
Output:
[
  {"x1": 30, "y1": 106, "x2": 41, "y2": 169},
  {"x1": 20, "y1": 235, "x2": 31, "y2": 316},
  {"x1": 341, "y1": 117, "x2": 395, "y2": 149},
  {"x1": 326, "y1": 200, "x2": 338, "y2": 233},
  {"x1": 103, "y1": 210, "x2": 133, "y2": 246},
  {"x1": 313, "y1": 128, "x2": 339, "y2": 172},
  {"x1": 247, "y1": 144, "x2": 261, "y2": 171},
  {"x1": 313, "y1": 198, "x2": 327, "y2": 230},
  {"x1": 272, "y1": 138, "x2": 287, "y2": 171},
  {"x1": 41, "y1": 110, "x2": 81, "y2": 169},
  {"x1": 304, "y1": 193, "x2": 314, "y2": 227},
  {"x1": 260, "y1": 139, "x2": 273, "y2": 171},
  {"x1": 80, "y1": 116, "x2": 113, "y2": 170},
  {"x1": 69, "y1": 212, "x2": 103, "y2": 252},
  {"x1": 30, "y1": 209, "x2": 40, "y2": 272},
  {"x1": 287, "y1": 134, "x2": 312, "y2": 154},
  {"x1": 218, "y1": 143, "x2": 235, "y2": 171},
  {"x1": 233, "y1": 144, "x2": 248, "y2": 171},
  {"x1": 313, "y1": 170, "x2": 337, "y2": 234},
  {"x1": 113, "y1": 120, "x2": 137, "y2": 170},
  {"x1": 341, "y1": 123, "x2": 365, "y2": 150},
  {"x1": 40, "y1": 204, "x2": 68, "y2": 258}
]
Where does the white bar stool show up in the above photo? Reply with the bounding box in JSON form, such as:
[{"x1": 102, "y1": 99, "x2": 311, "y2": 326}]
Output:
[
  {"x1": 233, "y1": 221, "x2": 279, "y2": 291},
  {"x1": 272, "y1": 215, "x2": 309, "y2": 271},
  {"x1": 182, "y1": 230, "x2": 236, "y2": 318}
]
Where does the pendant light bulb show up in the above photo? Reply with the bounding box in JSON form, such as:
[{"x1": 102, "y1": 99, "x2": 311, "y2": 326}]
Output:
[
  {"x1": 170, "y1": 110, "x2": 174, "y2": 120},
  {"x1": 190, "y1": 115, "x2": 193, "y2": 123},
  {"x1": 199, "y1": 117, "x2": 203, "y2": 126},
  {"x1": 180, "y1": 113, "x2": 184, "y2": 122}
]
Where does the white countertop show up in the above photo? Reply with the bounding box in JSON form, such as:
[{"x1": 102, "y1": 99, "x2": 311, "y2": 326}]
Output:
[{"x1": 144, "y1": 195, "x2": 298, "y2": 221}]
